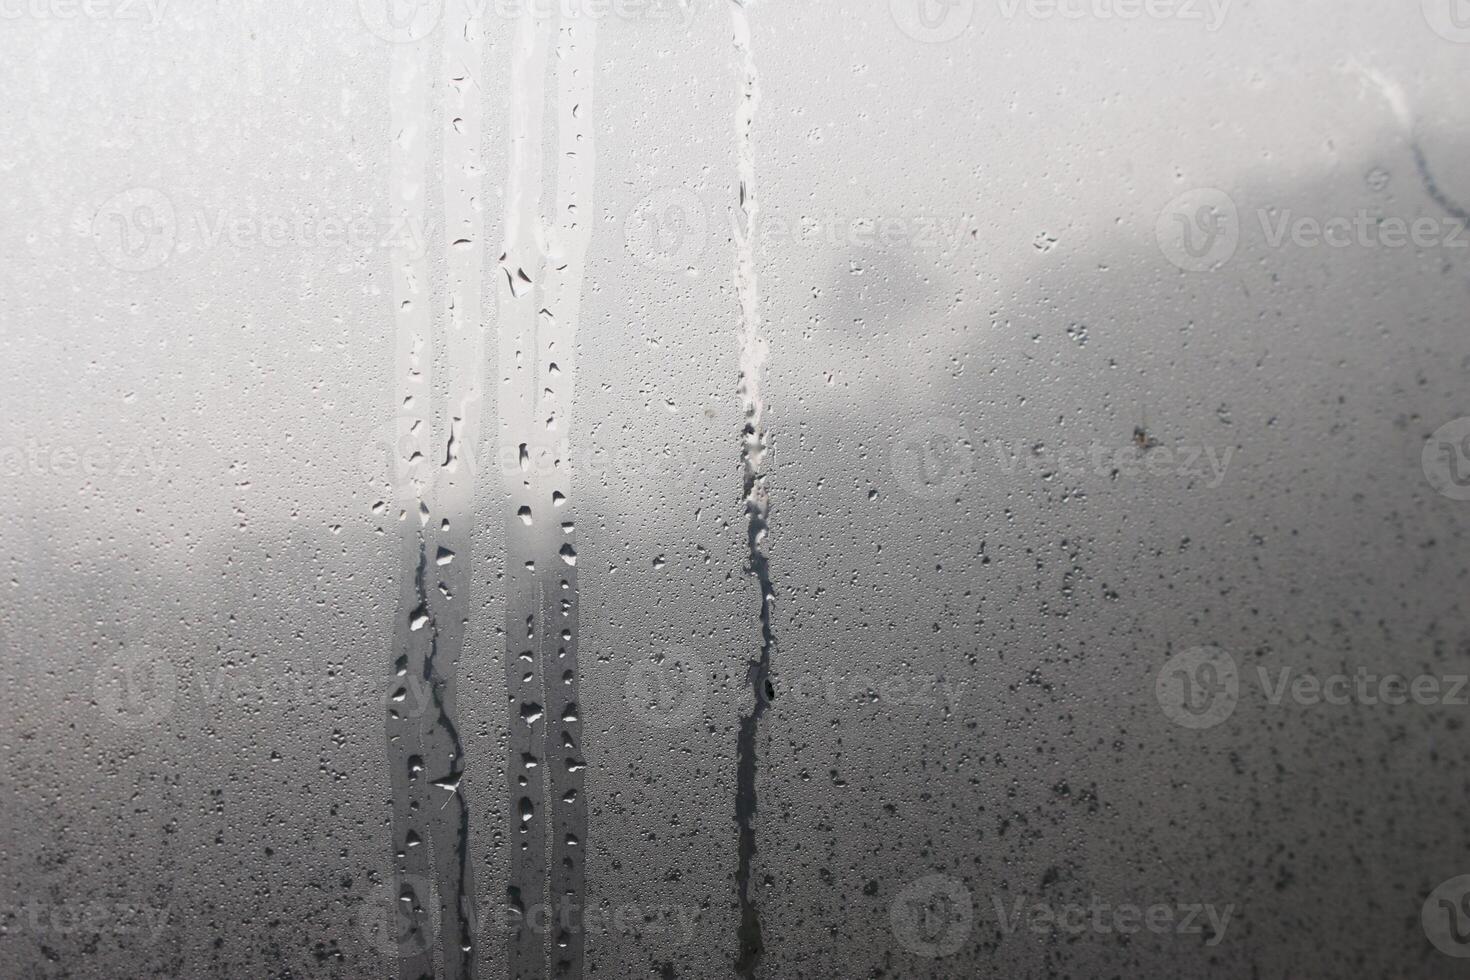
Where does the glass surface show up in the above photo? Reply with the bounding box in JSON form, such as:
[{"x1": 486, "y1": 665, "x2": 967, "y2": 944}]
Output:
[{"x1": 2, "y1": 1, "x2": 1469, "y2": 977}]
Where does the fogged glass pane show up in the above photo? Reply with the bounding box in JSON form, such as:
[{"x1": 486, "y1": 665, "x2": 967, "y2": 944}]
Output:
[{"x1": 2, "y1": 1, "x2": 1469, "y2": 978}]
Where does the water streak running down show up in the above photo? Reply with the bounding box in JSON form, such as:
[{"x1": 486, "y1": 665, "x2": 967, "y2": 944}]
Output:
[
  {"x1": 385, "y1": 30, "x2": 435, "y2": 980},
  {"x1": 499, "y1": 13, "x2": 553, "y2": 975},
  {"x1": 381, "y1": 14, "x2": 482, "y2": 978},
  {"x1": 728, "y1": 2, "x2": 773, "y2": 977},
  {"x1": 429, "y1": 6, "x2": 488, "y2": 976},
  {"x1": 384, "y1": 33, "x2": 441, "y2": 980},
  {"x1": 499, "y1": 9, "x2": 596, "y2": 978},
  {"x1": 542, "y1": 15, "x2": 598, "y2": 979}
]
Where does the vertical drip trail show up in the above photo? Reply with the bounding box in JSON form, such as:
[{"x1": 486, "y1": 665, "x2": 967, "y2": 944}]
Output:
[
  {"x1": 415, "y1": 544, "x2": 473, "y2": 976},
  {"x1": 728, "y1": 2, "x2": 773, "y2": 978},
  {"x1": 541, "y1": 14, "x2": 597, "y2": 979},
  {"x1": 428, "y1": 5, "x2": 487, "y2": 977},
  {"x1": 500, "y1": 8, "x2": 595, "y2": 977},
  {"x1": 499, "y1": 11, "x2": 551, "y2": 976},
  {"x1": 383, "y1": 14, "x2": 482, "y2": 978},
  {"x1": 387, "y1": 32, "x2": 440, "y2": 980}
]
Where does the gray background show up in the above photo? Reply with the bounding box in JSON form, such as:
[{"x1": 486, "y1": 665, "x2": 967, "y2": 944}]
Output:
[{"x1": 2, "y1": 0, "x2": 1469, "y2": 977}]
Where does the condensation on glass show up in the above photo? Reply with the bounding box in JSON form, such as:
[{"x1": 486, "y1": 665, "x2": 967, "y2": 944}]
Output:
[{"x1": 2, "y1": 2, "x2": 1469, "y2": 979}]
